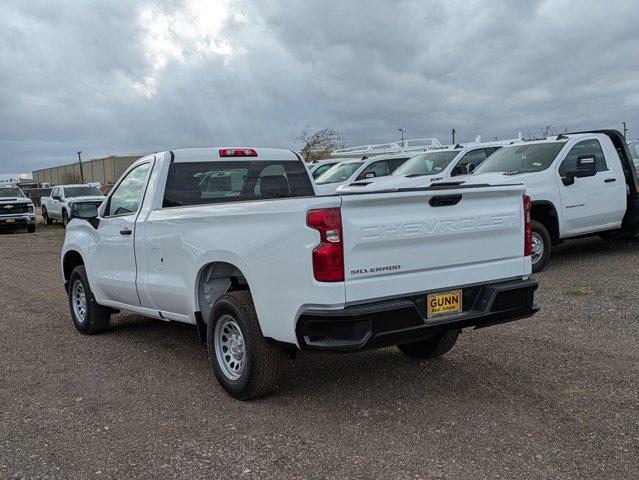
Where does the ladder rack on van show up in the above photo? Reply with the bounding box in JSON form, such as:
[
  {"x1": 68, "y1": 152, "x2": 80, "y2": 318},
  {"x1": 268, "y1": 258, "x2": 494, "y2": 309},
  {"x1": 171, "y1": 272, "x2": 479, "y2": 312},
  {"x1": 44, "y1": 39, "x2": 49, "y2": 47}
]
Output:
[{"x1": 330, "y1": 138, "x2": 444, "y2": 159}]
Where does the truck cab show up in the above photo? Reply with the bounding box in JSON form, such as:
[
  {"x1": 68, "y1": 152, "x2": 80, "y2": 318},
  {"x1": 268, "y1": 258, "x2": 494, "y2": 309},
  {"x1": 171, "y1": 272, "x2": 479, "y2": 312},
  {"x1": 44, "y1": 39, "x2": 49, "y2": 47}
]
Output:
[{"x1": 466, "y1": 130, "x2": 638, "y2": 271}]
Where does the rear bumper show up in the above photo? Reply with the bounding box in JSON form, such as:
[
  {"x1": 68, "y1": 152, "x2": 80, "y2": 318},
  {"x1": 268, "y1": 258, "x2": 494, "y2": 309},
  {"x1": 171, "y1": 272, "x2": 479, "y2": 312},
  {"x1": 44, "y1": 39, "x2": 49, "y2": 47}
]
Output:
[{"x1": 296, "y1": 277, "x2": 539, "y2": 352}]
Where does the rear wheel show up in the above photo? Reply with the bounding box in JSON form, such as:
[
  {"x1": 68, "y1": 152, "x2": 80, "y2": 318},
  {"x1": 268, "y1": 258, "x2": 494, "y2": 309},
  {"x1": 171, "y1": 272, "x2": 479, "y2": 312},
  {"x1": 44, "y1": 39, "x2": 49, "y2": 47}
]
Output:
[
  {"x1": 208, "y1": 291, "x2": 284, "y2": 400},
  {"x1": 68, "y1": 265, "x2": 111, "y2": 334},
  {"x1": 531, "y1": 220, "x2": 551, "y2": 273},
  {"x1": 62, "y1": 210, "x2": 69, "y2": 226},
  {"x1": 397, "y1": 330, "x2": 460, "y2": 359}
]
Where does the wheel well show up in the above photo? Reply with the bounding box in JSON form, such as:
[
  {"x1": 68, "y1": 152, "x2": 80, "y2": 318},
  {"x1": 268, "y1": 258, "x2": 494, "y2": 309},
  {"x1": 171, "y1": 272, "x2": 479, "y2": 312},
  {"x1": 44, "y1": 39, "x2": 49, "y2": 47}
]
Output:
[
  {"x1": 196, "y1": 262, "x2": 249, "y2": 325},
  {"x1": 63, "y1": 251, "x2": 84, "y2": 284},
  {"x1": 531, "y1": 202, "x2": 560, "y2": 243}
]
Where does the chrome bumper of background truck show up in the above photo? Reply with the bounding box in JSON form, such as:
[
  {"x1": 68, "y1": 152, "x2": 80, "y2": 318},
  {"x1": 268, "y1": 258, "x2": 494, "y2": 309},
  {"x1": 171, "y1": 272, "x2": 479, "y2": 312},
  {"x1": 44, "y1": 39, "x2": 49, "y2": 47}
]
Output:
[{"x1": 0, "y1": 214, "x2": 36, "y2": 227}]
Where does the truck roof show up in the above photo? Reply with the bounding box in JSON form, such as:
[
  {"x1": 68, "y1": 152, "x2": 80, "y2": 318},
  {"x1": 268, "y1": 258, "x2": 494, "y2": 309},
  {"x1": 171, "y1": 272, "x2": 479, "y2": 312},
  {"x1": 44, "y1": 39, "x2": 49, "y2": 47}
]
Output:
[
  {"x1": 171, "y1": 147, "x2": 300, "y2": 163},
  {"x1": 57, "y1": 183, "x2": 101, "y2": 188},
  {"x1": 501, "y1": 133, "x2": 603, "y2": 147}
]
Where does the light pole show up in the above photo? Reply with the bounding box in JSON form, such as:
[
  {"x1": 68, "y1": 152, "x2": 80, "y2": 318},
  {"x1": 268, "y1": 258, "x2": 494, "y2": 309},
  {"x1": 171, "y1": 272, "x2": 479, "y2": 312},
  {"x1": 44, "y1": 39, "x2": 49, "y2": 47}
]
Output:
[
  {"x1": 398, "y1": 128, "x2": 406, "y2": 145},
  {"x1": 451, "y1": 128, "x2": 456, "y2": 144},
  {"x1": 623, "y1": 122, "x2": 628, "y2": 139},
  {"x1": 77, "y1": 151, "x2": 84, "y2": 183}
]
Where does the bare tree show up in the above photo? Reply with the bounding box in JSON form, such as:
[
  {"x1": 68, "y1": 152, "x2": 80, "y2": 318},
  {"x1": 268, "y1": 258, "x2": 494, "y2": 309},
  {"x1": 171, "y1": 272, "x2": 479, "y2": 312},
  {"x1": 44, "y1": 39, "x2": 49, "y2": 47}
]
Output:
[
  {"x1": 295, "y1": 124, "x2": 349, "y2": 162},
  {"x1": 61, "y1": 172, "x2": 83, "y2": 184}
]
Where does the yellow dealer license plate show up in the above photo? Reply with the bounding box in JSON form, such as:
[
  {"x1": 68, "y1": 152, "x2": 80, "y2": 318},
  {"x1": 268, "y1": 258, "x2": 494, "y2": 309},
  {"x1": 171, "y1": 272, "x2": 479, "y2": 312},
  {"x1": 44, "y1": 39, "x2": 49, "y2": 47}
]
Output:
[
  {"x1": 5, "y1": 218, "x2": 15, "y2": 223},
  {"x1": 427, "y1": 290, "x2": 462, "y2": 318}
]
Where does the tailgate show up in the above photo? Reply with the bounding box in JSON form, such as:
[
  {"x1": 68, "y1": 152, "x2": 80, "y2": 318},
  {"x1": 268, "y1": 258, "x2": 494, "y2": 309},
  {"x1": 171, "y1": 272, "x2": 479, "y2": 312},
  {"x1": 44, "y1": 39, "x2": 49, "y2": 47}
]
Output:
[{"x1": 340, "y1": 185, "x2": 530, "y2": 303}]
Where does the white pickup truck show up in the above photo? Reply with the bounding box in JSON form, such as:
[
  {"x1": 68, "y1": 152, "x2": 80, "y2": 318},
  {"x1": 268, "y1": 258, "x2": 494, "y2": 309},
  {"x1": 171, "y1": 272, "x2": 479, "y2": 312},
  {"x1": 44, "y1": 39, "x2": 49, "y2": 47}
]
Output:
[
  {"x1": 0, "y1": 185, "x2": 36, "y2": 233},
  {"x1": 465, "y1": 130, "x2": 639, "y2": 272},
  {"x1": 41, "y1": 184, "x2": 105, "y2": 226},
  {"x1": 61, "y1": 147, "x2": 538, "y2": 399}
]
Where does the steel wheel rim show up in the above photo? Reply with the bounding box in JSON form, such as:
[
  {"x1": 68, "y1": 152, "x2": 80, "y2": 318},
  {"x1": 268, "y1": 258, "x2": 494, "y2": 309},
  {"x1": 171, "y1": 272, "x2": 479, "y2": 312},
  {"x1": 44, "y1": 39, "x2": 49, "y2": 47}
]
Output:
[
  {"x1": 531, "y1": 232, "x2": 544, "y2": 265},
  {"x1": 214, "y1": 315, "x2": 246, "y2": 381},
  {"x1": 72, "y1": 280, "x2": 87, "y2": 323}
]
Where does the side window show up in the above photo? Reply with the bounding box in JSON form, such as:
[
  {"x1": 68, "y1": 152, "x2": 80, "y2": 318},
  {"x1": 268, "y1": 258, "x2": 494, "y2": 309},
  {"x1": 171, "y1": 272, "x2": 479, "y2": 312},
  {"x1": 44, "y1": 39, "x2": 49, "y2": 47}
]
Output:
[
  {"x1": 560, "y1": 139, "x2": 607, "y2": 174},
  {"x1": 453, "y1": 149, "x2": 488, "y2": 175},
  {"x1": 357, "y1": 160, "x2": 390, "y2": 180},
  {"x1": 485, "y1": 146, "x2": 502, "y2": 157},
  {"x1": 106, "y1": 163, "x2": 150, "y2": 217},
  {"x1": 387, "y1": 157, "x2": 409, "y2": 172},
  {"x1": 51, "y1": 187, "x2": 59, "y2": 198}
]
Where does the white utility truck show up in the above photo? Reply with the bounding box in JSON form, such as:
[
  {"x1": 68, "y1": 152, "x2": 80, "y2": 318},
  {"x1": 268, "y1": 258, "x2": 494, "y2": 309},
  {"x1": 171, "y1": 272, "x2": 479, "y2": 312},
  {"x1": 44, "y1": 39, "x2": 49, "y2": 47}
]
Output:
[
  {"x1": 41, "y1": 184, "x2": 105, "y2": 225},
  {"x1": 335, "y1": 139, "x2": 517, "y2": 194},
  {"x1": 61, "y1": 147, "x2": 538, "y2": 399},
  {"x1": 465, "y1": 130, "x2": 639, "y2": 272},
  {"x1": 314, "y1": 153, "x2": 414, "y2": 194}
]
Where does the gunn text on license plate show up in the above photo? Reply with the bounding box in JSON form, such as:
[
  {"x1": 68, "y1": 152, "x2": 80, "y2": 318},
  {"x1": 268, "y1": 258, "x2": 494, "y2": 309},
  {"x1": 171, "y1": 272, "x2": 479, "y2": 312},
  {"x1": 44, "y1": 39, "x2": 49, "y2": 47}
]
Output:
[{"x1": 426, "y1": 290, "x2": 462, "y2": 318}]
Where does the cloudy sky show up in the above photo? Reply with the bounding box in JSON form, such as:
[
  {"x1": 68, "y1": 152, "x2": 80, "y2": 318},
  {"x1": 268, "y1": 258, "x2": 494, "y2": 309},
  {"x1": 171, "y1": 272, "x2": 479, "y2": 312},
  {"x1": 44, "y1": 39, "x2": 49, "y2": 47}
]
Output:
[{"x1": 1, "y1": 0, "x2": 638, "y2": 173}]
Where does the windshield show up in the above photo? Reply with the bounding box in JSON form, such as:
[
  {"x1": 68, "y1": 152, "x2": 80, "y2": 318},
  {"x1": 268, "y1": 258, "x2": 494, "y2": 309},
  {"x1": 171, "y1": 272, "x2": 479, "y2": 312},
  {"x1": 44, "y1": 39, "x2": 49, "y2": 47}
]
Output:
[
  {"x1": 312, "y1": 162, "x2": 338, "y2": 179},
  {"x1": 64, "y1": 186, "x2": 102, "y2": 197},
  {"x1": 0, "y1": 187, "x2": 25, "y2": 198},
  {"x1": 315, "y1": 162, "x2": 363, "y2": 184},
  {"x1": 629, "y1": 141, "x2": 639, "y2": 160},
  {"x1": 473, "y1": 142, "x2": 566, "y2": 174},
  {"x1": 394, "y1": 151, "x2": 460, "y2": 176}
]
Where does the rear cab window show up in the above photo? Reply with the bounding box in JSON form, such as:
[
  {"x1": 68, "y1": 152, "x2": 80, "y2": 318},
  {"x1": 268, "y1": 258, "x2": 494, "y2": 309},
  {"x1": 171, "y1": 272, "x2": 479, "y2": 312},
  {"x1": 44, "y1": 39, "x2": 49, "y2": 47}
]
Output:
[{"x1": 163, "y1": 160, "x2": 315, "y2": 207}]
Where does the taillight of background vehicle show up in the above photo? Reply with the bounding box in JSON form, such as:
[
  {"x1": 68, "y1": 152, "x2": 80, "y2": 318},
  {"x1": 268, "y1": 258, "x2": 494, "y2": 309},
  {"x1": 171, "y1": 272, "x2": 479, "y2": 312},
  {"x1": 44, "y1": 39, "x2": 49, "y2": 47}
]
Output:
[
  {"x1": 523, "y1": 194, "x2": 532, "y2": 257},
  {"x1": 306, "y1": 208, "x2": 344, "y2": 282}
]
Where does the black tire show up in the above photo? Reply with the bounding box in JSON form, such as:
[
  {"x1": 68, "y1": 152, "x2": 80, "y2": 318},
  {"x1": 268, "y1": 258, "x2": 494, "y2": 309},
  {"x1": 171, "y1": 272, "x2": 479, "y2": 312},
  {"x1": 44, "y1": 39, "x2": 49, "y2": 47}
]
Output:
[
  {"x1": 68, "y1": 265, "x2": 111, "y2": 334},
  {"x1": 397, "y1": 330, "x2": 460, "y2": 359},
  {"x1": 207, "y1": 291, "x2": 284, "y2": 400},
  {"x1": 531, "y1": 220, "x2": 551, "y2": 273},
  {"x1": 26, "y1": 224, "x2": 35, "y2": 233},
  {"x1": 62, "y1": 210, "x2": 69, "y2": 226},
  {"x1": 42, "y1": 207, "x2": 53, "y2": 225}
]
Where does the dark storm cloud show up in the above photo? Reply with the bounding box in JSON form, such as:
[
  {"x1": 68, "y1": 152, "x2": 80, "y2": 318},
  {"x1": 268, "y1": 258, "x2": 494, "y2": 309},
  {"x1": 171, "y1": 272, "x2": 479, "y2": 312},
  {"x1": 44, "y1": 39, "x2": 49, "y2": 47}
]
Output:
[{"x1": 1, "y1": 0, "x2": 638, "y2": 173}]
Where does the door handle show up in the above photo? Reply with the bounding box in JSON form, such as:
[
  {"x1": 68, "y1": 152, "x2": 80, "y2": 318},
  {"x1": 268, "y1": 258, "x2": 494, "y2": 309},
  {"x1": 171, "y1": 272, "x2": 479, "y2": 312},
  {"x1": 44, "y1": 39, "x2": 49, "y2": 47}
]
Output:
[
  {"x1": 119, "y1": 228, "x2": 132, "y2": 235},
  {"x1": 604, "y1": 178, "x2": 616, "y2": 183}
]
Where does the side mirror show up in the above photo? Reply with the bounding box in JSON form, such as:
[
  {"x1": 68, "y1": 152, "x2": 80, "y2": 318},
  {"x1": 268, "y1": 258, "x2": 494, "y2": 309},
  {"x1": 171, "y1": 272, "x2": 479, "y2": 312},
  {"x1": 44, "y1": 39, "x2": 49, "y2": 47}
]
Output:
[
  {"x1": 52, "y1": 195, "x2": 61, "y2": 201},
  {"x1": 562, "y1": 155, "x2": 597, "y2": 186},
  {"x1": 70, "y1": 202, "x2": 100, "y2": 228},
  {"x1": 364, "y1": 172, "x2": 376, "y2": 178}
]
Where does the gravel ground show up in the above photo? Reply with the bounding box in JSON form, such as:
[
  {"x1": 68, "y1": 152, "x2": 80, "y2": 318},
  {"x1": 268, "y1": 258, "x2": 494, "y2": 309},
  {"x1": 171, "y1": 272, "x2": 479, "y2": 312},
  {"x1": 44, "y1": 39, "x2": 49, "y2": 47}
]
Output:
[{"x1": 1, "y1": 225, "x2": 638, "y2": 479}]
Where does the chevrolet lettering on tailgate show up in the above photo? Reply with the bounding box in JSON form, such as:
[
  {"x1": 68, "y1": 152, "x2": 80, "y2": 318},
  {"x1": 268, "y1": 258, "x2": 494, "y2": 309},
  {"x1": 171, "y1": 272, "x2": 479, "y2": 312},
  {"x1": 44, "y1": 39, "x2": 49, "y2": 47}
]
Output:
[{"x1": 359, "y1": 213, "x2": 518, "y2": 241}]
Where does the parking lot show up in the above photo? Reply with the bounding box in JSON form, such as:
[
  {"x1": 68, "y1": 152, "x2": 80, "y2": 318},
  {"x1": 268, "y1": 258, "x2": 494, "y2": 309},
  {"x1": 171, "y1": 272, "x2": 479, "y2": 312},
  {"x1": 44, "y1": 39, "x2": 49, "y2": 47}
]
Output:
[{"x1": 1, "y1": 225, "x2": 637, "y2": 479}]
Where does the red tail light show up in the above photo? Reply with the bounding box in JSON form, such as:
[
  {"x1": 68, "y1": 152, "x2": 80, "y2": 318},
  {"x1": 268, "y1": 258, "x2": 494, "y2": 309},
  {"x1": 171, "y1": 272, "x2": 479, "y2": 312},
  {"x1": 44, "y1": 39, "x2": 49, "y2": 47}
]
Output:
[
  {"x1": 523, "y1": 194, "x2": 532, "y2": 257},
  {"x1": 219, "y1": 148, "x2": 257, "y2": 157},
  {"x1": 307, "y1": 208, "x2": 344, "y2": 282}
]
